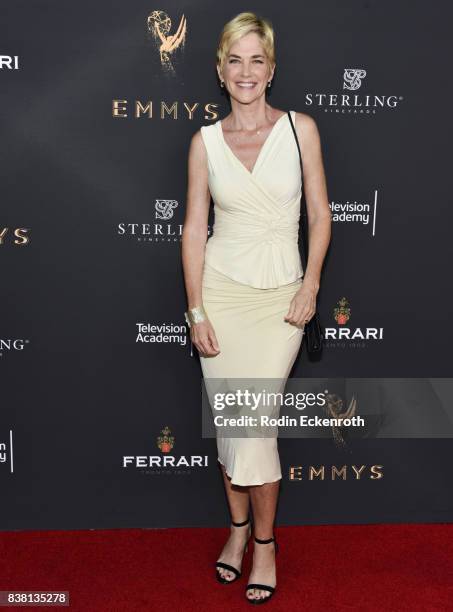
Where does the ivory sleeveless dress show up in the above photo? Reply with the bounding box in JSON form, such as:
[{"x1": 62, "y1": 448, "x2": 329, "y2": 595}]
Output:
[{"x1": 199, "y1": 110, "x2": 304, "y2": 486}]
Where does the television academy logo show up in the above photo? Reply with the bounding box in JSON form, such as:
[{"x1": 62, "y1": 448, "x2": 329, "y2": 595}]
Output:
[
  {"x1": 0, "y1": 338, "x2": 30, "y2": 358},
  {"x1": 324, "y1": 297, "x2": 384, "y2": 347},
  {"x1": 0, "y1": 55, "x2": 19, "y2": 70},
  {"x1": 122, "y1": 426, "x2": 209, "y2": 475},
  {"x1": 136, "y1": 321, "x2": 188, "y2": 346},
  {"x1": 305, "y1": 68, "x2": 403, "y2": 114},
  {"x1": 330, "y1": 190, "x2": 379, "y2": 235},
  {"x1": 0, "y1": 430, "x2": 14, "y2": 473}
]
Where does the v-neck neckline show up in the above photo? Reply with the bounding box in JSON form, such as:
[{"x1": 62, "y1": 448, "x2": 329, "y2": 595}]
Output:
[{"x1": 217, "y1": 111, "x2": 289, "y2": 177}]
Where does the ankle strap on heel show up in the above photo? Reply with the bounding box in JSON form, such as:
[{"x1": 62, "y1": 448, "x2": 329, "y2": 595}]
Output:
[
  {"x1": 232, "y1": 517, "x2": 251, "y2": 527},
  {"x1": 254, "y1": 535, "x2": 275, "y2": 544}
]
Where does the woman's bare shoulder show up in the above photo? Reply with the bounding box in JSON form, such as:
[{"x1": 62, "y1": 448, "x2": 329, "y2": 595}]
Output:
[
  {"x1": 294, "y1": 111, "x2": 321, "y2": 149},
  {"x1": 188, "y1": 127, "x2": 208, "y2": 160},
  {"x1": 294, "y1": 111, "x2": 318, "y2": 132}
]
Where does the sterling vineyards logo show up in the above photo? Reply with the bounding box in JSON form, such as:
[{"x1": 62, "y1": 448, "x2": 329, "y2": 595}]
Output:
[
  {"x1": 156, "y1": 199, "x2": 178, "y2": 220},
  {"x1": 0, "y1": 337, "x2": 30, "y2": 358},
  {"x1": 324, "y1": 298, "x2": 384, "y2": 348},
  {"x1": 305, "y1": 68, "x2": 403, "y2": 115},
  {"x1": 343, "y1": 68, "x2": 367, "y2": 90},
  {"x1": 118, "y1": 199, "x2": 183, "y2": 243},
  {"x1": 122, "y1": 426, "x2": 208, "y2": 477},
  {"x1": 118, "y1": 198, "x2": 212, "y2": 243}
]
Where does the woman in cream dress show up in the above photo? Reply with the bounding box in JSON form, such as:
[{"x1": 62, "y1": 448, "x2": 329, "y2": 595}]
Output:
[{"x1": 181, "y1": 13, "x2": 331, "y2": 605}]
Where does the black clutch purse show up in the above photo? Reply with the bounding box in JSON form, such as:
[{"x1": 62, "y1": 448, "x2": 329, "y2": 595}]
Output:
[{"x1": 287, "y1": 111, "x2": 324, "y2": 355}]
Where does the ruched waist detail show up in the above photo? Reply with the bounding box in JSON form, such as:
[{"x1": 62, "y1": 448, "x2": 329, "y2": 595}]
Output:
[
  {"x1": 204, "y1": 224, "x2": 303, "y2": 289},
  {"x1": 212, "y1": 210, "x2": 300, "y2": 245}
]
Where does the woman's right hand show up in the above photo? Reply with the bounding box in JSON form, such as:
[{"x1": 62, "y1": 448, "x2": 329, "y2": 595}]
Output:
[{"x1": 190, "y1": 318, "x2": 221, "y2": 357}]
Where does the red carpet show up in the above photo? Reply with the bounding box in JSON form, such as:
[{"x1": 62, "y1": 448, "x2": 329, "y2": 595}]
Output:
[{"x1": 1, "y1": 524, "x2": 452, "y2": 611}]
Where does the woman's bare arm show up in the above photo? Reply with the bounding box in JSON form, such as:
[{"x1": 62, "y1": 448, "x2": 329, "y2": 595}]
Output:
[
  {"x1": 181, "y1": 129, "x2": 211, "y2": 309},
  {"x1": 181, "y1": 129, "x2": 220, "y2": 356},
  {"x1": 296, "y1": 112, "x2": 332, "y2": 290},
  {"x1": 285, "y1": 113, "x2": 332, "y2": 327}
]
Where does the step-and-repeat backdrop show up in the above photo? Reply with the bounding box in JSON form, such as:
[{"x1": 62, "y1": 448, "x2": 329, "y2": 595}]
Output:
[{"x1": 2, "y1": 1, "x2": 453, "y2": 530}]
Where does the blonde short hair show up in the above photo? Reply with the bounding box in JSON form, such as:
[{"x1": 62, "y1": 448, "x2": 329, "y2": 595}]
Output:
[{"x1": 216, "y1": 12, "x2": 276, "y2": 73}]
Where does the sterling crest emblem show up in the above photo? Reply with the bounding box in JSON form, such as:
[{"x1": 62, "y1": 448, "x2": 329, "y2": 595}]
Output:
[
  {"x1": 343, "y1": 68, "x2": 367, "y2": 91},
  {"x1": 155, "y1": 199, "x2": 178, "y2": 220},
  {"x1": 146, "y1": 11, "x2": 187, "y2": 73}
]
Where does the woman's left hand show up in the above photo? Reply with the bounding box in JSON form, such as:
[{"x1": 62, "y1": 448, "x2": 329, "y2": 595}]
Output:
[{"x1": 284, "y1": 281, "x2": 318, "y2": 328}]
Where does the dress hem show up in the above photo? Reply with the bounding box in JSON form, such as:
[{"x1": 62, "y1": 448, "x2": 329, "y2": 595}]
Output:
[{"x1": 217, "y1": 458, "x2": 282, "y2": 487}]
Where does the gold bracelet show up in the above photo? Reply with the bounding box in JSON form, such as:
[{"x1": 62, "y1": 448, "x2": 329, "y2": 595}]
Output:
[{"x1": 184, "y1": 305, "x2": 207, "y2": 327}]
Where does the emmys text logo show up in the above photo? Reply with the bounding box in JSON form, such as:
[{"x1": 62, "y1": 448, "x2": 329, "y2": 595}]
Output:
[
  {"x1": 0, "y1": 228, "x2": 30, "y2": 245},
  {"x1": 111, "y1": 101, "x2": 220, "y2": 120},
  {"x1": 305, "y1": 68, "x2": 403, "y2": 114},
  {"x1": 288, "y1": 464, "x2": 384, "y2": 480},
  {"x1": 122, "y1": 427, "x2": 209, "y2": 476},
  {"x1": 324, "y1": 298, "x2": 384, "y2": 348},
  {"x1": 136, "y1": 322, "x2": 188, "y2": 346}
]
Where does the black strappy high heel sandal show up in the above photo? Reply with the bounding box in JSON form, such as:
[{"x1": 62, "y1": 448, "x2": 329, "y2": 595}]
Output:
[
  {"x1": 215, "y1": 517, "x2": 252, "y2": 584},
  {"x1": 245, "y1": 535, "x2": 279, "y2": 604}
]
